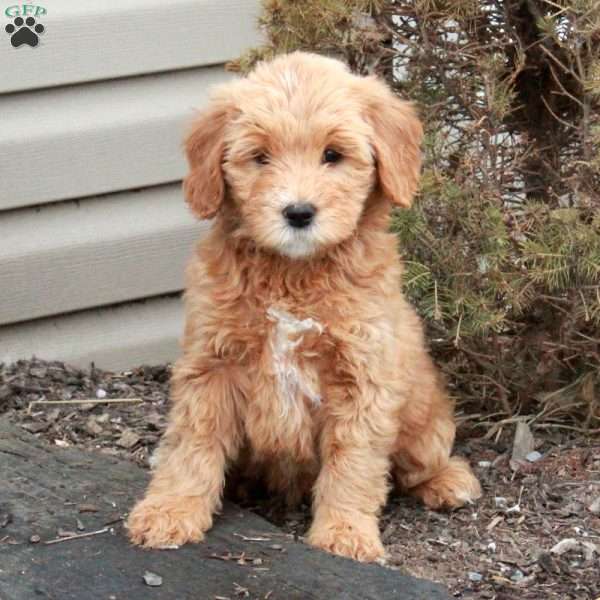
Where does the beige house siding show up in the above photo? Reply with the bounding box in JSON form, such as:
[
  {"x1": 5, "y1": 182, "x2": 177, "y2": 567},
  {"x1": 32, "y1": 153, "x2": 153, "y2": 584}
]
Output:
[
  {"x1": 0, "y1": 67, "x2": 230, "y2": 211},
  {"x1": 0, "y1": 297, "x2": 183, "y2": 371},
  {"x1": 0, "y1": 0, "x2": 260, "y2": 94},
  {"x1": 0, "y1": 0, "x2": 260, "y2": 369}
]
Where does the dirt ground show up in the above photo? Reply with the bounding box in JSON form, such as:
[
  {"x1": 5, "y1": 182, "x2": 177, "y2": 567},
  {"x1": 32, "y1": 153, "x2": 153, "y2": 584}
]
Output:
[{"x1": 1, "y1": 359, "x2": 599, "y2": 600}]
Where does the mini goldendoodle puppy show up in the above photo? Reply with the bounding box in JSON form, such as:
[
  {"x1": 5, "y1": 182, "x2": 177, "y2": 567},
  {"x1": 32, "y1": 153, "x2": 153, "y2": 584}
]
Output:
[{"x1": 127, "y1": 52, "x2": 481, "y2": 562}]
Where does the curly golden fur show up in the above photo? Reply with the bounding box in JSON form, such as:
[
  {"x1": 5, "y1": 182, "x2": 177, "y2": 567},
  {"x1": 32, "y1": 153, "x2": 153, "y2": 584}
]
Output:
[{"x1": 127, "y1": 52, "x2": 481, "y2": 562}]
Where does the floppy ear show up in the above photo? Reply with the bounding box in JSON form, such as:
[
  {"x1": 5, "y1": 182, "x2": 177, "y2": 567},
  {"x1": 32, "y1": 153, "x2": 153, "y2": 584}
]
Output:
[
  {"x1": 183, "y1": 98, "x2": 231, "y2": 219},
  {"x1": 360, "y1": 78, "x2": 423, "y2": 208}
]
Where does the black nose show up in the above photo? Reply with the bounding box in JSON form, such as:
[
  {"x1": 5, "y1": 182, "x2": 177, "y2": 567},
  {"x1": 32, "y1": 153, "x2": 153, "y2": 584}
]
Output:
[{"x1": 282, "y1": 203, "x2": 316, "y2": 229}]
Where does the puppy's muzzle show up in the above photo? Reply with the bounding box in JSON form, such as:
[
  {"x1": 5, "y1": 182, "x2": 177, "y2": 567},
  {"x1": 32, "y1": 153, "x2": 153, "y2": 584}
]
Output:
[{"x1": 282, "y1": 203, "x2": 316, "y2": 229}]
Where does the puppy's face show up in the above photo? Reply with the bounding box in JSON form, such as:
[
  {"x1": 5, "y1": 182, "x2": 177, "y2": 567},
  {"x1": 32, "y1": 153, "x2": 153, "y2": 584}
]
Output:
[
  {"x1": 184, "y1": 53, "x2": 423, "y2": 259},
  {"x1": 223, "y1": 70, "x2": 376, "y2": 259}
]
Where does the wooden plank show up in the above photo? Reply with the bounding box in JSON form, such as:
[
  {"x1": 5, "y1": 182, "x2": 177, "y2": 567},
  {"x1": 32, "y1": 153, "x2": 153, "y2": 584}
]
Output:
[
  {"x1": 0, "y1": 66, "x2": 231, "y2": 210},
  {"x1": 0, "y1": 295, "x2": 184, "y2": 370},
  {"x1": 0, "y1": 420, "x2": 450, "y2": 600},
  {"x1": 0, "y1": 0, "x2": 260, "y2": 93},
  {"x1": 0, "y1": 184, "x2": 207, "y2": 325}
]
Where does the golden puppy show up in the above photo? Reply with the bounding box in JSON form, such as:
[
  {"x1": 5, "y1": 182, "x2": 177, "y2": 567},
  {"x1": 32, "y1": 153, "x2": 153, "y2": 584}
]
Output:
[{"x1": 127, "y1": 52, "x2": 481, "y2": 562}]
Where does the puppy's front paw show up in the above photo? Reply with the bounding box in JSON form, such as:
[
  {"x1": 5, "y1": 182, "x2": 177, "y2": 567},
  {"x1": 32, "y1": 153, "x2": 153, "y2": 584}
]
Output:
[
  {"x1": 127, "y1": 495, "x2": 212, "y2": 548},
  {"x1": 307, "y1": 512, "x2": 385, "y2": 562}
]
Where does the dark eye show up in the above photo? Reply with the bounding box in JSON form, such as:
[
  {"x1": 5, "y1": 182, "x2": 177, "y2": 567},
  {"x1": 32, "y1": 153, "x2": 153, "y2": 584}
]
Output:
[
  {"x1": 254, "y1": 152, "x2": 269, "y2": 165},
  {"x1": 323, "y1": 148, "x2": 342, "y2": 164}
]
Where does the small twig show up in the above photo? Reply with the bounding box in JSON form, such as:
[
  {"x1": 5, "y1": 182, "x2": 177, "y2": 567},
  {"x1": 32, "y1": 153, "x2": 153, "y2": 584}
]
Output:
[
  {"x1": 532, "y1": 402, "x2": 587, "y2": 425},
  {"x1": 478, "y1": 375, "x2": 513, "y2": 417},
  {"x1": 433, "y1": 280, "x2": 441, "y2": 321},
  {"x1": 453, "y1": 312, "x2": 463, "y2": 348},
  {"x1": 540, "y1": 95, "x2": 576, "y2": 130},
  {"x1": 547, "y1": 63, "x2": 584, "y2": 108},
  {"x1": 28, "y1": 398, "x2": 143, "y2": 414},
  {"x1": 554, "y1": 480, "x2": 600, "y2": 487},
  {"x1": 233, "y1": 533, "x2": 271, "y2": 542},
  {"x1": 532, "y1": 424, "x2": 600, "y2": 434},
  {"x1": 539, "y1": 44, "x2": 583, "y2": 83},
  {"x1": 44, "y1": 527, "x2": 110, "y2": 545},
  {"x1": 481, "y1": 415, "x2": 530, "y2": 439}
]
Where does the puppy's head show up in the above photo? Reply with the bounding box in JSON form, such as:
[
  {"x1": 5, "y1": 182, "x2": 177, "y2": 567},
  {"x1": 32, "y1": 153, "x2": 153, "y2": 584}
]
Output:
[{"x1": 184, "y1": 52, "x2": 422, "y2": 259}]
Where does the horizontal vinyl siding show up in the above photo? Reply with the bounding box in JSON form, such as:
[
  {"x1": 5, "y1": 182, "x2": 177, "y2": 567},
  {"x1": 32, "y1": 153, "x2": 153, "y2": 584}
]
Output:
[
  {"x1": 0, "y1": 0, "x2": 259, "y2": 368},
  {"x1": 0, "y1": 66, "x2": 231, "y2": 211},
  {"x1": 0, "y1": 184, "x2": 208, "y2": 325},
  {"x1": 0, "y1": 0, "x2": 261, "y2": 93},
  {"x1": 0, "y1": 296, "x2": 184, "y2": 370}
]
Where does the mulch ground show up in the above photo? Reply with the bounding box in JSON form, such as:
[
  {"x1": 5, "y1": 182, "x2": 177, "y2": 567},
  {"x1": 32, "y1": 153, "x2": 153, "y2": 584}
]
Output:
[{"x1": 1, "y1": 359, "x2": 599, "y2": 600}]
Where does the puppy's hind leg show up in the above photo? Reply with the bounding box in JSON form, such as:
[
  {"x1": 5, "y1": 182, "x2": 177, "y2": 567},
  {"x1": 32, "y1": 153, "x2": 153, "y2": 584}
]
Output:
[{"x1": 393, "y1": 379, "x2": 481, "y2": 509}]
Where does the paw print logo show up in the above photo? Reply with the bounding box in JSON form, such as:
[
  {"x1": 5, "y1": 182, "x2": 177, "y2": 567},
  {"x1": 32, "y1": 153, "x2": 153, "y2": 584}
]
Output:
[{"x1": 5, "y1": 16, "x2": 45, "y2": 47}]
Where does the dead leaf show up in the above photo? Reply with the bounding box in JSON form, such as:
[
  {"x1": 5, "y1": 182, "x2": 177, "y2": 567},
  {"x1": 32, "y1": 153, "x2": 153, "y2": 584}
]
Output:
[
  {"x1": 511, "y1": 422, "x2": 535, "y2": 468},
  {"x1": 85, "y1": 416, "x2": 103, "y2": 436},
  {"x1": 143, "y1": 571, "x2": 163, "y2": 587},
  {"x1": 550, "y1": 538, "x2": 597, "y2": 560},
  {"x1": 21, "y1": 421, "x2": 50, "y2": 434},
  {"x1": 550, "y1": 538, "x2": 579, "y2": 555},
  {"x1": 117, "y1": 429, "x2": 140, "y2": 449},
  {"x1": 581, "y1": 542, "x2": 598, "y2": 562},
  {"x1": 487, "y1": 515, "x2": 504, "y2": 531},
  {"x1": 0, "y1": 513, "x2": 12, "y2": 528},
  {"x1": 588, "y1": 496, "x2": 600, "y2": 514}
]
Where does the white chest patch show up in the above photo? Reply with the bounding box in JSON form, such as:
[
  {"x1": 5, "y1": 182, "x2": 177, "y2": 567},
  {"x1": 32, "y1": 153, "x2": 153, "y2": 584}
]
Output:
[{"x1": 266, "y1": 307, "x2": 323, "y2": 415}]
